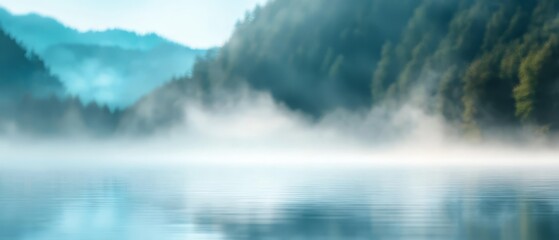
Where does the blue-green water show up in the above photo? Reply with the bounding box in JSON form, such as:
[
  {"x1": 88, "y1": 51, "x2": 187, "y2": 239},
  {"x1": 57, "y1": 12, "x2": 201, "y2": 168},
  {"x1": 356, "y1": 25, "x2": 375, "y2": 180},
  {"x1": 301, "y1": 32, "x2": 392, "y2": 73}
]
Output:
[{"x1": 1, "y1": 166, "x2": 559, "y2": 240}]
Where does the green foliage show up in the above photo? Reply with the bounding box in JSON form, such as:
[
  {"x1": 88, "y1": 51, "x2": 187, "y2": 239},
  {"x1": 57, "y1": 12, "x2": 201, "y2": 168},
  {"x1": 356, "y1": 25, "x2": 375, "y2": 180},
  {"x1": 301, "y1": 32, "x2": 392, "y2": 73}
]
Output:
[
  {"x1": 371, "y1": 42, "x2": 395, "y2": 103},
  {"x1": 193, "y1": 0, "x2": 420, "y2": 115},
  {"x1": 328, "y1": 55, "x2": 345, "y2": 79},
  {"x1": 438, "y1": 66, "x2": 462, "y2": 121},
  {"x1": 140, "y1": 0, "x2": 559, "y2": 135},
  {"x1": 364, "y1": 0, "x2": 559, "y2": 134},
  {"x1": 514, "y1": 35, "x2": 559, "y2": 126}
]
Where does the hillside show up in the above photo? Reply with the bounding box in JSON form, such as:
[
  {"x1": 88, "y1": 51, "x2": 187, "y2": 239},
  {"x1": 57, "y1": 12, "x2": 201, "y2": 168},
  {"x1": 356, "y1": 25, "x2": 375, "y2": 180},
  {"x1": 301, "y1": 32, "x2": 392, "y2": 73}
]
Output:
[
  {"x1": 0, "y1": 7, "x2": 207, "y2": 108},
  {"x1": 0, "y1": 28, "x2": 119, "y2": 136},
  {"x1": 0, "y1": 28, "x2": 62, "y2": 102},
  {"x1": 132, "y1": 0, "x2": 559, "y2": 137}
]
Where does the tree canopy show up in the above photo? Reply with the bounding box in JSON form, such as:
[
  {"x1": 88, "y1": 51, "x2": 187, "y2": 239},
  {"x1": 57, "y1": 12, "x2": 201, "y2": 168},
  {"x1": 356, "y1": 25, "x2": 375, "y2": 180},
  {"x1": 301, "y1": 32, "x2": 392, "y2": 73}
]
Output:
[{"x1": 140, "y1": 0, "x2": 559, "y2": 137}]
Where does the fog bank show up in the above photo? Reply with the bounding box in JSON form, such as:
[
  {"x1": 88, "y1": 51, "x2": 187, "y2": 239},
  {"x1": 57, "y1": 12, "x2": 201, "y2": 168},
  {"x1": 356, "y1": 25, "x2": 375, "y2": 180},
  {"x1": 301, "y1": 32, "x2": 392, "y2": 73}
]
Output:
[{"x1": 1, "y1": 89, "x2": 558, "y2": 170}]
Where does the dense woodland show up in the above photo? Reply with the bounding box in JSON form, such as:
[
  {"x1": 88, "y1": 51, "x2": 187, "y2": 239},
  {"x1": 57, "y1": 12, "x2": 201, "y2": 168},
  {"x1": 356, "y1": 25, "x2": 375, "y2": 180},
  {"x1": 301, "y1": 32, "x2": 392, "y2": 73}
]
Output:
[
  {"x1": 0, "y1": 29, "x2": 120, "y2": 136},
  {"x1": 0, "y1": 28, "x2": 61, "y2": 100},
  {"x1": 138, "y1": 0, "x2": 559, "y2": 137},
  {"x1": 2, "y1": 0, "x2": 559, "y2": 138}
]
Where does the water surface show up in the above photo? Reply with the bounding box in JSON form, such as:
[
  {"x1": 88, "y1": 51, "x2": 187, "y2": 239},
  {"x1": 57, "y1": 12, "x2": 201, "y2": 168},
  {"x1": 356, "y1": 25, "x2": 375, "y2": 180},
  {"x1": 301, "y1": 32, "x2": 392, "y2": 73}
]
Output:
[{"x1": 1, "y1": 166, "x2": 559, "y2": 239}]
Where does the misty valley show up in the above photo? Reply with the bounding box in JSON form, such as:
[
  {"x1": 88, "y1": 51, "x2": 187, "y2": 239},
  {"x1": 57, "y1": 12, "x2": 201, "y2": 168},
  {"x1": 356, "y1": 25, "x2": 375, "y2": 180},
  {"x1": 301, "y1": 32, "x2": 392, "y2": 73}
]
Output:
[{"x1": 1, "y1": 0, "x2": 559, "y2": 239}]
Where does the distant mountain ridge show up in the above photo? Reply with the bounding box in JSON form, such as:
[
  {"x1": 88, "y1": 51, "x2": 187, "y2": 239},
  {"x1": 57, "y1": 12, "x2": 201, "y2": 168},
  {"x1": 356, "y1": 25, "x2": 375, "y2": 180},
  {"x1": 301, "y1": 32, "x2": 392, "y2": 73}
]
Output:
[
  {"x1": 0, "y1": 6, "x2": 207, "y2": 108},
  {"x1": 0, "y1": 7, "x2": 176, "y2": 52}
]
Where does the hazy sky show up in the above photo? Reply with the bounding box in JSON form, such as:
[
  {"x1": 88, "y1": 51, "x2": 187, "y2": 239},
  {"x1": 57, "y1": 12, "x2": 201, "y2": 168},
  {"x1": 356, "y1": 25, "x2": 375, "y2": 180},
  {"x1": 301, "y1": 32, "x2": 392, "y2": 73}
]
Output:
[{"x1": 0, "y1": 0, "x2": 266, "y2": 48}]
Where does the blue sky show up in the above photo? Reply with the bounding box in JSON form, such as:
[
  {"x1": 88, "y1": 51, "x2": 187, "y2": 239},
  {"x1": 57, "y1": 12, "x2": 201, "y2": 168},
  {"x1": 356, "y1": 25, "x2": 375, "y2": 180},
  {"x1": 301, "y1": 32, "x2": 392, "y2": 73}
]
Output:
[{"x1": 0, "y1": 0, "x2": 267, "y2": 48}]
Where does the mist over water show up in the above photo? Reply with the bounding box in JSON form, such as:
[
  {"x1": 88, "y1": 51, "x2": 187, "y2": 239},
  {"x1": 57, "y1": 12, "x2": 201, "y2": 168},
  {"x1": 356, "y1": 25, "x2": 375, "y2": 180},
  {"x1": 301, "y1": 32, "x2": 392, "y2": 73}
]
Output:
[
  {"x1": 1, "y1": 88, "x2": 558, "y2": 170},
  {"x1": 3, "y1": 59, "x2": 559, "y2": 240},
  {"x1": 2, "y1": 0, "x2": 559, "y2": 239},
  {"x1": 3, "y1": 57, "x2": 559, "y2": 240}
]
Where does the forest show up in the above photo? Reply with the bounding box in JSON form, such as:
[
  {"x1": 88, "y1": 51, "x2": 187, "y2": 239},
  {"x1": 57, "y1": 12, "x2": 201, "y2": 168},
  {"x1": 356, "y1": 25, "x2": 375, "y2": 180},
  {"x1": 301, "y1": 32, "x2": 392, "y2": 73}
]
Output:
[
  {"x1": 0, "y1": 29, "x2": 120, "y2": 136},
  {"x1": 141, "y1": 0, "x2": 559, "y2": 138},
  {"x1": 2, "y1": 0, "x2": 559, "y2": 139}
]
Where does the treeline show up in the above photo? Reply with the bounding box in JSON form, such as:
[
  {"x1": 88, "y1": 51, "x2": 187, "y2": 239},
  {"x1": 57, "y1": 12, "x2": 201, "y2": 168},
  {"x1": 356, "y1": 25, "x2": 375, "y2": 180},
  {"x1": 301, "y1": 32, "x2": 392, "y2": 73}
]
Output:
[
  {"x1": 8, "y1": 96, "x2": 121, "y2": 136},
  {"x1": 370, "y1": 0, "x2": 559, "y2": 136},
  {"x1": 133, "y1": 0, "x2": 421, "y2": 123},
  {"x1": 3, "y1": 0, "x2": 559, "y2": 138},
  {"x1": 209, "y1": 0, "x2": 420, "y2": 116},
  {"x1": 0, "y1": 28, "x2": 120, "y2": 137},
  {"x1": 140, "y1": 0, "x2": 559, "y2": 137},
  {"x1": 0, "y1": 27, "x2": 62, "y2": 100}
]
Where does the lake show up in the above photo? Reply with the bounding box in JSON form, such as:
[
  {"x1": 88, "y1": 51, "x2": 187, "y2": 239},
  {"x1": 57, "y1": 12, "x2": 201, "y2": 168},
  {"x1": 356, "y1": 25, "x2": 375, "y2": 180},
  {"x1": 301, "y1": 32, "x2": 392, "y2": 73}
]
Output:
[{"x1": 1, "y1": 166, "x2": 558, "y2": 239}]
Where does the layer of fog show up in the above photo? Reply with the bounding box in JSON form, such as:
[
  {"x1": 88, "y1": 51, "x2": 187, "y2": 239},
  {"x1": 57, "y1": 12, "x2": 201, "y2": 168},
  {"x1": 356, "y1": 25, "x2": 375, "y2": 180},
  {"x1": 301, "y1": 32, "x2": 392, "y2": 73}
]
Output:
[
  {"x1": 1, "y1": 89, "x2": 558, "y2": 169},
  {"x1": 41, "y1": 44, "x2": 205, "y2": 108}
]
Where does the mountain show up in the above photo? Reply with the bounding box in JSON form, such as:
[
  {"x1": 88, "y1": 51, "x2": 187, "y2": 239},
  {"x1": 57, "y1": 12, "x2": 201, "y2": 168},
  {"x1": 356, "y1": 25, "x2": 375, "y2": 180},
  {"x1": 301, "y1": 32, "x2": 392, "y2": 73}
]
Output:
[
  {"x1": 0, "y1": 27, "x2": 120, "y2": 136},
  {"x1": 0, "y1": 28, "x2": 62, "y2": 103},
  {"x1": 0, "y1": 7, "x2": 169, "y2": 52},
  {"x1": 41, "y1": 43, "x2": 205, "y2": 108},
  {"x1": 131, "y1": 0, "x2": 559, "y2": 137},
  {"x1": 0, "y1": 7, "x2": 207, "y2": 108},
  {"x1": 128, "y1": 0, "x2": 421, "y2": 120}
]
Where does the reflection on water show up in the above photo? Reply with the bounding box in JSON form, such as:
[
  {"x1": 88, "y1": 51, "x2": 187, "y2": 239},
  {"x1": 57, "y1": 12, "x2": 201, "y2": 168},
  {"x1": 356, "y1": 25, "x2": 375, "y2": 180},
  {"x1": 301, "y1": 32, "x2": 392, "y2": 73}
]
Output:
[{"x1": 1, "y1": 166, "x2": 559, "y2": 240}]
